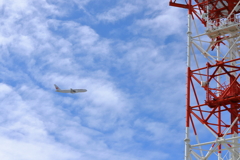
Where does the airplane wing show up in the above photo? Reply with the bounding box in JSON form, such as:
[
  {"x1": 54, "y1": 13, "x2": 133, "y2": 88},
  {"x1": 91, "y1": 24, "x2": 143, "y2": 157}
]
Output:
[
  {"x1": 56, "y1": 90, "x2": 72, "y2": 93},
  {"x1": 75, "y1": 89, "x2": 87, "y2": 92}
]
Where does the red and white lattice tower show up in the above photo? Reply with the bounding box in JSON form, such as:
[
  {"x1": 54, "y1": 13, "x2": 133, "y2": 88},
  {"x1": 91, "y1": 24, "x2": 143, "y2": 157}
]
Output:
[{"x1": 169, "y1": 0, "x2": 240, "y2": 159}]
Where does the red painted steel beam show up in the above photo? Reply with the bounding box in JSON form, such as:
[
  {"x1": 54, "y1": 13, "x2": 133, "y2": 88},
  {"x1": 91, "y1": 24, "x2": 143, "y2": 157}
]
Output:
[
  {"x1": 169, "y1": 2, "x2": 189, "y2": 9},
  {"x1": 187, "y1": 57, "x2": 240, "y2": 136},
  {"x1": 170, "y1": 0, "x2": 240, "y2": 26},
  {"x1": 186, "y1": 67, "x2": 191, "y2": 127}
]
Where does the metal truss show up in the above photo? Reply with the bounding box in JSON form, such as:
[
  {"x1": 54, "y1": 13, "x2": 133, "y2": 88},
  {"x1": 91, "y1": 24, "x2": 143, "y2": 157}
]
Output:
[{"x1": 169, "y1": 0, "x2": 240, "y2": 159}]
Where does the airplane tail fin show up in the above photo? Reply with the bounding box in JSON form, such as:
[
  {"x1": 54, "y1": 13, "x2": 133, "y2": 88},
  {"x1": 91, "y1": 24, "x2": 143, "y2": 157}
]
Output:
[{"x1": 54, "y1": 84, "x2": 61, "y2": 90}]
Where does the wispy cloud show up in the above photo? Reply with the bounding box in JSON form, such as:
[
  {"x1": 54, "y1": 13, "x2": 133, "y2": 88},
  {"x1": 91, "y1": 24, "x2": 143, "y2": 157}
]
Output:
[
  {"x1": 97, "y1": 2, "x2": 140, "y2": 22},
  {"x1": 130, "y1": 7, "x2": 186, "y2": 38}
]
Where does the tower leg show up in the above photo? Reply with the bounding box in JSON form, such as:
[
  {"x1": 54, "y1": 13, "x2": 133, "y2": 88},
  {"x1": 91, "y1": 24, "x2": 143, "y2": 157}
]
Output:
[
  {"x1": 185, "y1": 7, "x2": 192, "y2": 160},
  {"x1": 185, "y1": 127, "x2": 190, "y2": 160}
]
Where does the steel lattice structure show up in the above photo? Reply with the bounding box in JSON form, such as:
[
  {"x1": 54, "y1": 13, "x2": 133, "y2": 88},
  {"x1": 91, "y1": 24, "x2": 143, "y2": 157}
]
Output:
[{"x1": 169, "y1": 0, "x2": 240, "y2": 159}]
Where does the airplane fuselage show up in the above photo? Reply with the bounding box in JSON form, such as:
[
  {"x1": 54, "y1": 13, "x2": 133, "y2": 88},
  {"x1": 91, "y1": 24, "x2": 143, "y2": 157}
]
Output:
[{"x1": 54, "y1": 84, "x2": 87, "y2": 94}]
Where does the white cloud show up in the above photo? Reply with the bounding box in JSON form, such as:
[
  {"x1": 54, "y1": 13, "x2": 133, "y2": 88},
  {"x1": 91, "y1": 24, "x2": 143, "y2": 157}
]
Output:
[
  {"x1": 0, "y1": 136, "x2": 83, "y2": 160},
  {"x1": 0, "y1": 83, "x2": 136, "y2": 160},
  {"x1": 134, "y1": 119, "x2": 182, "y2": 144},
  {"x1": 0, "y1": 83, "x2": 12, "y2": 98},
  {"x1": 0, "y1": 84, "x2": 80, "y2": 160},
  {"x1": 97, "y1": 2, "x2": 140, "y2": 22},
  {"x1": 130, "y1": 7, "x2": 186, "y2": 38},
  {"x1": 36, "y1": 71, "x2": 132, "y2": 131},
  {"x1": 72, "y1": 0, "x2": 91, "y2": 8},
  {"x1": 0, "y1": 0, "x2": 189, "y2": 159}
]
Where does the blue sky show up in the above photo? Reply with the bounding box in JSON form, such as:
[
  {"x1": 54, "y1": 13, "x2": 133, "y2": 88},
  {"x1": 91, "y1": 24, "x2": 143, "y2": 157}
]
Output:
[{"x1": 0, "y1": 0, "x2": 188, "y2": 159}]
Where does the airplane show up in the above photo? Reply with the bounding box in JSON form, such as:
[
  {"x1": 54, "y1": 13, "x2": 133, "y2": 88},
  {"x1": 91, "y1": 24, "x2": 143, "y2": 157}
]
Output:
[{"x1": 54, "y1": 84, "x2": 87, "y2": 93}]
